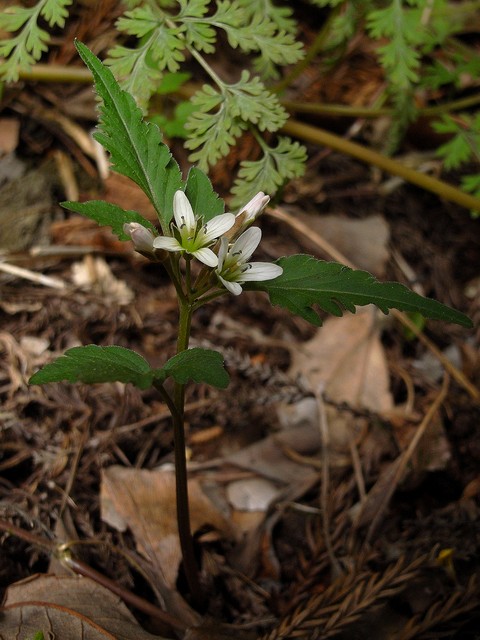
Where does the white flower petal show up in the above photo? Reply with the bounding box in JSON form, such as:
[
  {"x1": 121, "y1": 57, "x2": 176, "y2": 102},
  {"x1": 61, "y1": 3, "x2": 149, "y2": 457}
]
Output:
[
  {"x1": 153, "y1": 236, "x2": 183, "y2": 252},
  {"x1": 231, "y1": 227, "x2": 261, "y2": 261},
  {"x1": 219, "y1": 274, "x2": 242, "y2": 296},
  {"x1": 193, "y1": 247, "x2": 218, "y2": 267},
  {"x1": 238, "y1": 262, "x2": 283, "y2": 282},
  {"x1": 238, "y1": 192, "x2": 270, "y2": 222},
  {"x1": 203, "y1": 213, "x2": 235, "y2": 241},
  {"x1": 173, "y1": 190, "x2": 195, "y2": 229},
  {"x1": 217, "y1": 237, "x2": 228, "y2": 271}
]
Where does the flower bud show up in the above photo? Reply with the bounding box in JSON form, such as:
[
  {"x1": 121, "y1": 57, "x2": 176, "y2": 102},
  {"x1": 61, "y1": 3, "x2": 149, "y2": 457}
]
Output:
[
  {"x1": 123, "y1": 222, "x2": 155, "y2": 253},
  {"x1": 240, "y1": 192, "x2": 270, "y2": 223},
  {"x1": 225, "y1": 192, "x2": 271, "y2": 241}
]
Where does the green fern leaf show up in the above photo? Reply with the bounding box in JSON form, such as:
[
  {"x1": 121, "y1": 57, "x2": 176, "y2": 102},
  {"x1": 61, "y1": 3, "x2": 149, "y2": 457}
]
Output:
[
  {"x1": 231, "y1": 137, "x2": 307, "y2": 207},
  {"x1": 184, "y1": 86, "x2": 247, "y2": 169},
  {"x1": 108, "y1": 6, "x2": 186, "y2": 105},
  {"x1": 228, "y1": 71, "x2": 288, "y2": 131},
  {"x1": 236, "y1": 0, "x2": 296, "y2": 33},
  {"x1": 225, "y1": 12, "x2": 304, "y2": 69},
  {"x1": 42, "y1": 0, "x2": 71, "y2": 26},
  {"x1": 0, "y1": 0, "x2": 72, "y2": 81},
  {"x1": 75, "y1": 41, "x2": 183, "y2": 232},
  {"x1": 177, "y1": 0, "x2": 216, "y2": 52}
]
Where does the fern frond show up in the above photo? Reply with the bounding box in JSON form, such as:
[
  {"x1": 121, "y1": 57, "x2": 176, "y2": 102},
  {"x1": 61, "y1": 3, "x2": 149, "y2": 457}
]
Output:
[
  {"x1": 433, "y1": 114, "x2": 480, "y2": 170},
  {"x1": 0, "y1": 0, "x2": 72, "y2": 81},
  {"x1": 230, "y1": 137, "x2": 307, "y2": 207},
  {"x1": 236, "y1": 0, "x2": 297, "y2": 34},
  {"x1": 108, "y1": 5, "x2": 186, "y2": 106},
  {"x1": 184, "y1": 86, "x2": 247, "y2": 169},
  {"x1": 178, "y1": 0, "x2": 217, "y2": 53},
  {"x1": 228, "y1": 71, "x2": 288, "y2": 131},
  {"x1": 225, "y1": 12, "x2": 304, "y2": 70},
  {"x1": 184, "y1": 72, "x2": 287, "y2": 170}
]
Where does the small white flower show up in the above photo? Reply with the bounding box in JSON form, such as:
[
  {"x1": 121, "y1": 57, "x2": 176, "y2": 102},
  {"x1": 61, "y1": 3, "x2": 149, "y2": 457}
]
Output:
[
  {"x1": 153, "y1": 191, "x2": 235, "y2": 267},
  {"x1": 123, "y1": 222, "x2": 155, "y2": 253},
  {"x1": 216, "y1": 227, "x2": 283, "y2": 296}
]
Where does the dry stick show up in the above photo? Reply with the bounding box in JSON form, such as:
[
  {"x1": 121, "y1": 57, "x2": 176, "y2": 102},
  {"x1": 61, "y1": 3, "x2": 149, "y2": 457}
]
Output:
[
  {"x1": 0, "y1": 261, "x2": 66, "y2": 289},
  {"x1": 0, "y1": 518, "x2": 186, "y2": 633},
  {"x1": 365, "y1": 373, "x2": 450, "y2": 544},
  {"x1": 281, "y1": 119, "x2": 480, "y2": 213},
  {"x1": 58, "y1": 418, "x2": 91, "y2": 519},
  {"x1": 268, "y1": 206, "x2": 480, "y2": 402}
]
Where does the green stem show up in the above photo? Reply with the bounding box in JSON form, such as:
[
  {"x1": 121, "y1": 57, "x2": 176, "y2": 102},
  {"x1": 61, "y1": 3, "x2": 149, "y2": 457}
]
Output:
[
  {"x1": 172, "y1": 300, "x2": 204, "y2": 607},
  {"x1": 282, "y1": 92, "x2": 480, "y2": 119},
  {"x1": 192, "y1": 289, "x2": 226, "y2": 310},
  {"x1": 154, "y1": 295, "x2": 202, "y2": 607},
  {"x1": 281, "y1": 118, "x2": 480, "y2": 213}
]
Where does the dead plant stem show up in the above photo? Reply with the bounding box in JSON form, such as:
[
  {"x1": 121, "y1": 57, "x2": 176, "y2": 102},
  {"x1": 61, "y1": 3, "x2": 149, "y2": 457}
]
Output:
[{"x1": 281, "y1": 119, "x2": 480, "y2": 214}]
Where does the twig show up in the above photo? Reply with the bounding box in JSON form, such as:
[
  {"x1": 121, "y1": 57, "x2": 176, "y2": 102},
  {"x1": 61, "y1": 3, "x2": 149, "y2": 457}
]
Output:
[
  {"x1": 0, "y1": 261, "x2": 66, "y2": 289},
  {"x1": 281, "y1": 119, "x2": 480, "y2": 214}
]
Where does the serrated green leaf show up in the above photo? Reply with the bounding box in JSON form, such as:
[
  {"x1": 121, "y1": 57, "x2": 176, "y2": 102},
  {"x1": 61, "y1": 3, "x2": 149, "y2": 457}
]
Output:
[
  {"x1": 185, "y1": 167, "x2": 225, "y2": 221},
  {"x1": 155, "y1": 348, "x2": 229, "y2": 388},
  {"x1": 248, "y1": 255, "x2": 473, "y2": 328},
  {"x1": 61, "y1": 200, "x2": 157, "y2": 241},
  {"x1": 29, "y1": 345, "x2": 155, "y2": 389},
  {"x1": 75, "y1": 41, "x2": 183, "y2": 232}
]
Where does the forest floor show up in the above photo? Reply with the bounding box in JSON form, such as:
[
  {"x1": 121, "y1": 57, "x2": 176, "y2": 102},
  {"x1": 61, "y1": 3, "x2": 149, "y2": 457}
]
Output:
[{"x1": 0, "y1": 11, "x2": 479, "y2": 640}]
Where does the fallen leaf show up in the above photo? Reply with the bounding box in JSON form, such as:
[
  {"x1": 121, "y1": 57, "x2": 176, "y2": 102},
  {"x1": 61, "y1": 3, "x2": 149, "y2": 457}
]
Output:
[
  {"x1": 0, "y1": 118, "x2": 20, "y2": 155},
  {"x1": 226, "y1": 477, "x2": 279, "y2": 511},
  {"x1": 289, "y1": 306, "x2": 393, "y2": 413},
  {"x1": 295, "y1": 212, "x2": 390, "y2": 276},
  {"x1": 100, "y1": 466, "x2": 233, "y2": 588},
  {"x1": 0, "y1": 573, "x2": 166, "y2": 640},
  {"x1": 71, "y1": 255, "x2": 134, "y2": 305}
]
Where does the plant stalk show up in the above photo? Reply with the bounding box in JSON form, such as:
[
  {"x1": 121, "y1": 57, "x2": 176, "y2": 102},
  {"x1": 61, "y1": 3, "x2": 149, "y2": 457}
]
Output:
[{"x1": 172, "y1": 300, "x2": 204, "y2": 607}]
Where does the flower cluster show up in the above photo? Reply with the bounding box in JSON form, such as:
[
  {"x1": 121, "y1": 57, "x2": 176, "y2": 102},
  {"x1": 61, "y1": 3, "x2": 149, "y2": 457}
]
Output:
[{"x1": 123, "y1": 190, "x2": 282, "y2": 295}]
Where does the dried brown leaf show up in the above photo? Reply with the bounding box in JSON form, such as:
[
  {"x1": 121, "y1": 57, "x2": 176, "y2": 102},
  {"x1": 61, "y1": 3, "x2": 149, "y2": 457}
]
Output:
[
  {"x1": 0, "y1": 573, "x2": 166, "y2": 640},
  {"x1": 100, "y1": 466, "x2": 233, "y2": 588},
  {"x1": 289, "y1": 306, "x2": 393, "y2": 413}
]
